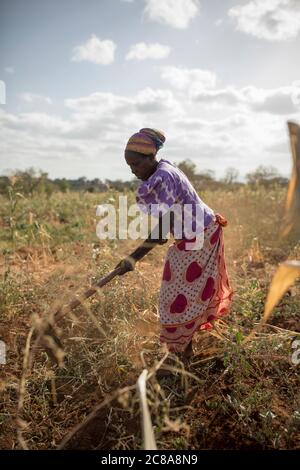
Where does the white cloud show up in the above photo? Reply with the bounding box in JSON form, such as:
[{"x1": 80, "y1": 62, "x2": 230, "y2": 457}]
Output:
[
  {"x1": 4, "y1": 66, "x2": 15, "y2": 74},
  {"x1": 135, "y1": 87, "x2": 181, "y2": 114},
  {"x1": 192, "y1": 86, "x2": 247, "y2": 106},
  {"x1": 126, "y1": 42, "x2": 171, "y2": 60},
  {"x1": 228, "y1": 0, "x2": 300, "y2": 41},
  {"x1": 1, "y1": 111, "x2": 71, "y2": 135},
  {"x1": 1, "y1": 78, "x2": 299, "y2": 180},
  {"x1": 193, "y1": 83, "x2": 300, "y2": 114},
  {"x1": 292, "y1": 80, "x2": 300, "y2": 106},
  {"x1": 0, "y1": 81, "x2": 5, "y2": 105},
  {"x1": 144, "y1": 0, "x2": 200, "y2": 29},
  {"x1": 65, "y1": 87, "x2": 181, "y2": 119},
  {"x1": 71, "y1": 35, "x2": 116, "y2": 64},
  {"x1": 64, "y1": 92, "x2": 130, "y2": 115},
  {"x1": 250, "y1": 86, "x2": 299, "y2": 114},
  {"x1": 173, "y1": 114, "x2": 248, "y2": 131},
  {"x1": 167, "y1": 110, "x2": 295, "y2": 177},
  {"x1": 266, "y1": 140, "x2": 289, "y2": 154},
  {"x1": 20, "y1": 92, "x2": 52, "y2": 105},
  {"x1": 0, "y1": 84, "x2": 184, "y2": 179},
  {"x1": 161, "y1": 66, "x2": 217, "y2": 96}
]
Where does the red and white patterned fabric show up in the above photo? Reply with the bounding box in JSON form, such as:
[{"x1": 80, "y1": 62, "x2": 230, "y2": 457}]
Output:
[{"x1": 159, "y1": 214, "x2": 233, "y2": 352}]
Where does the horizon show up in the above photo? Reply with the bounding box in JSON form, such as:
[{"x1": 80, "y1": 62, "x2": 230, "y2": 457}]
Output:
[{"x1": 0, "y1": 159, "x2": 289, "y2": 184}]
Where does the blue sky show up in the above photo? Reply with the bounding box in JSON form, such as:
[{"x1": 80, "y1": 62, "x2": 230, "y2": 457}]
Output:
[{"x1": 1, "y1": 0, "x2": 300, "y2": 181}]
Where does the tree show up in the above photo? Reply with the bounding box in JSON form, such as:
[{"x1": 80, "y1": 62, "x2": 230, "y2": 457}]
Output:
[
  {"x1": 58, "y1": 178, "x2": 69, "y2": 193},
  {"x1": 222, "y1": 167, "x2": 239, "y2": 185},
  {"x1": 10, "y1": 168, "x2": 49, "y2": 196},
  {"x1": 177, "y1": 159, "x2": 197, "y2": 180},
  {"x1": 195, "y1": 169, "x2": 217, "y2": 190},
  {"x1": 246, "y1": 165, "x2": 280, "y2": 187}
]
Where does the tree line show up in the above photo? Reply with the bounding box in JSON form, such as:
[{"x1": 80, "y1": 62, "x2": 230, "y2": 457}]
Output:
[{"x1": 0, "y1": 161, "x2": 289, "y2": 197}]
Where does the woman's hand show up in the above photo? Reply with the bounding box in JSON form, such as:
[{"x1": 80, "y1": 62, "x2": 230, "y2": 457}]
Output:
[{"x1": 115, "y1": 257, "x2": 136, "y2": 276}]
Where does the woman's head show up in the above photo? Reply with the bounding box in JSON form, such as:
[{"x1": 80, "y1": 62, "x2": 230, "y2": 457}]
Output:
[{"x1": 125, "y1": 128, "x2": 165, "y2": 180}]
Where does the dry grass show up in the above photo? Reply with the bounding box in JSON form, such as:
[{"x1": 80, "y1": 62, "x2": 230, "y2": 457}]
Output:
[{"x1": 0, "y1": 186, "x2": 300, "y2": 450}]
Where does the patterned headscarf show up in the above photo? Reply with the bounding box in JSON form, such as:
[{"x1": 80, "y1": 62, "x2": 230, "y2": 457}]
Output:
[{"x1": 125, "y1": 128, "x2": 166, "y2": 156}]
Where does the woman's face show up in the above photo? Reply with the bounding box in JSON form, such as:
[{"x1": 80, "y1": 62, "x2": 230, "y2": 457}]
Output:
[{"x1": 125, "y1": 150, "x2": 157, "y2": 181}]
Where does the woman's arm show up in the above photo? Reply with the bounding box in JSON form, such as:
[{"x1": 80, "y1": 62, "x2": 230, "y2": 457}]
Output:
[{"x1": 116, "y1": 211, "x2": 174, "y2": 274}]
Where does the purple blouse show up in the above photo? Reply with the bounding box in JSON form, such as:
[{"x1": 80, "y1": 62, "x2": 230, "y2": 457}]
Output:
[{"x1": 136, "y1": 159, "x2": 215, "y2": 239}]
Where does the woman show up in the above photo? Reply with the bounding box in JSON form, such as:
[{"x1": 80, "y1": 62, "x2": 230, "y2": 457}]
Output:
[{"x1": 116, "y1": 128, "x2": 233, "y2": 360}]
